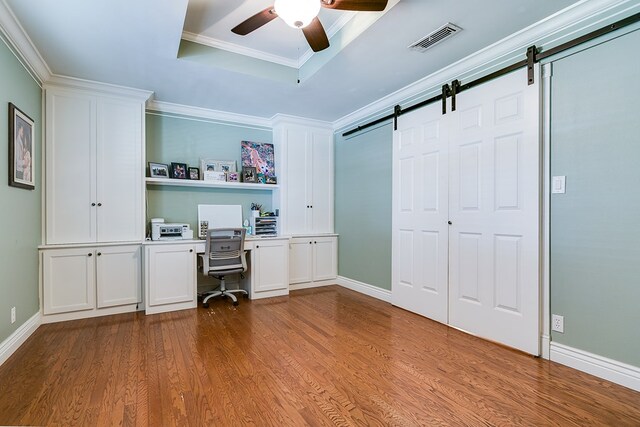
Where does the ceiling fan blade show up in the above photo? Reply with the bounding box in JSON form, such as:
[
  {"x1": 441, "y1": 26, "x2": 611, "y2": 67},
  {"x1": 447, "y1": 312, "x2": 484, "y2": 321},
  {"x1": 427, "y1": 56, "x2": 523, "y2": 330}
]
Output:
[
  {"x1": 231, "y1": 6, "x2": 278, "y2": 36},
  {"x1": 302, "y1": 17, "x2": 330, "y2": 52},
  {"x1": 321, "y1": 0, "x2": 388, "y2": 12}
]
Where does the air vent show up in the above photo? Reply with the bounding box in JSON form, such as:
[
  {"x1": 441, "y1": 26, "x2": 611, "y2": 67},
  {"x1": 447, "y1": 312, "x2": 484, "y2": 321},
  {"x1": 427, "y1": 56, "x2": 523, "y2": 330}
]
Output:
[{"x1": 408, "y1": 23, "x2": 462, "y2": 52}]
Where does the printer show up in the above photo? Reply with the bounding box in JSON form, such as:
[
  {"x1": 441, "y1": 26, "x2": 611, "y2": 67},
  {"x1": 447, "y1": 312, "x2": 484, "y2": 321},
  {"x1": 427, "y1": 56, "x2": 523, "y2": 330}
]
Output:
[{"x1": 151, "y1": 218, "x2": 192, "y2": 241}]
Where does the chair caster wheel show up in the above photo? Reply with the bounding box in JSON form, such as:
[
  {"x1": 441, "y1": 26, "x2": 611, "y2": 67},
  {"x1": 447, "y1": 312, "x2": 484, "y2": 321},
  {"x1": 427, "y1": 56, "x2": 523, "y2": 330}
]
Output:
[
  {"x1": 233, "y1": 301, "x2": 239, "y2": 306},
  {"x1": 202, "y1": 303, "x2": 209, "y2": 308}
]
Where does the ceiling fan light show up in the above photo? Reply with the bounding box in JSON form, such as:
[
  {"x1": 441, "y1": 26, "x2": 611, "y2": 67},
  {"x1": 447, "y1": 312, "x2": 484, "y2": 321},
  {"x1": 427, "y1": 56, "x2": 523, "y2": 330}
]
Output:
[{"x1": 274, "y1": 0, "x2": 320, "y2": 29}]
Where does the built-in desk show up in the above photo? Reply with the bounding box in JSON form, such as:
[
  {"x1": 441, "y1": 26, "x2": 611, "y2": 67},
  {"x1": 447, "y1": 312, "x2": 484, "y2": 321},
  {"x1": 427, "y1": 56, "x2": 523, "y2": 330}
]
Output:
[{"x1": 143, "y1": 236, "x2": 290, "y2": 315}]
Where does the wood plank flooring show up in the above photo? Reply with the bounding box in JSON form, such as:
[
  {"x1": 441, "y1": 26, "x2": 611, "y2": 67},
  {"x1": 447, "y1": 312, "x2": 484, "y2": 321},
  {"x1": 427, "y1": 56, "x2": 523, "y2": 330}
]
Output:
[{"x1": 0, "y1": 285, "x2": 639, "y2": 426}]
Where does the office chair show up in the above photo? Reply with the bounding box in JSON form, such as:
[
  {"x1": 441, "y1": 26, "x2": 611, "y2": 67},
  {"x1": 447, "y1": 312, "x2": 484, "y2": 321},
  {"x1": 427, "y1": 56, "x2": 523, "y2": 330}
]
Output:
[{"x1": 200, "y1": 228, "x2": 248, "y2": 307}]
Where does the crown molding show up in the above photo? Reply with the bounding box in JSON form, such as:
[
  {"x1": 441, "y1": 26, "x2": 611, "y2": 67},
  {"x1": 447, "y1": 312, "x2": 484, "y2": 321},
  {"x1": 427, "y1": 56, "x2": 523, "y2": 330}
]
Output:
[
  {"x1": 271, "y1": 113, "x2": 333, "y2": 130},
  {"x1": 181, "y1": 31, "x2": 299, "y2": 69},
  {"x1": 147, "y1": 100, "x2": 272, "y2": 129},
  {"x1": 0, "y1": 0, "x2": 51, "y2": 83},
  {"x1": 333, "y1": 0, "x2": 639, "y2": 131},
  {"x1": 44, "y1": 74, "x2": 153, "y2": 101}
]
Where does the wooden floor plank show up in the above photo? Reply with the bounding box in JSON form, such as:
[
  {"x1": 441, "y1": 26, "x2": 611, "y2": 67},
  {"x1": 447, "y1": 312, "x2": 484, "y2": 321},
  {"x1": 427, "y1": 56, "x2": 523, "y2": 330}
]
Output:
[{"x1": 0, "y1": 285, "x2": 639, "y2": 426}]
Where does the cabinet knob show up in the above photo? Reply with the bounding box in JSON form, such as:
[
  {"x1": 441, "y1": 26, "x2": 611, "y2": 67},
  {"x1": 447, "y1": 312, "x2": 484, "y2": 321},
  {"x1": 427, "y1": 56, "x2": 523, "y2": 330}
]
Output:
[
  {"x1": 310, "y1": 206, "x2": 313, "y2": 208},
  {"x1": 256, "y1": 245, "x2": 259, "y2": 249},
  {"x1": 314, "y1": 241, "x2": 317, "y2": 244},
  {"x1": 97, "y1": 252, "x2": 102, "y2": 256},
  {"x1": 97, "y1": 203, "x2": 102, "y2": 207},
  {"x1": 91, "y1": 203, "x2": 96, "y2": 207},
  {"x1": 448, "y1": 220, "x2": 452, "y2": 225},
  {"x1": 88, "y1": 253, "x2": 92, "y2": 257},
  {"x1": 189, "y1": 249, "x2": 193, "y2": 253}
]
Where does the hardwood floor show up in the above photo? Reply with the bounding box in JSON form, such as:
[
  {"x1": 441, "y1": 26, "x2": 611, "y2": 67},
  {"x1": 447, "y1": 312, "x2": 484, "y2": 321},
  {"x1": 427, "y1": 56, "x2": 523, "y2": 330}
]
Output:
[{"x1": 1, "y1": 285, "x2": 639, "y2": 426}]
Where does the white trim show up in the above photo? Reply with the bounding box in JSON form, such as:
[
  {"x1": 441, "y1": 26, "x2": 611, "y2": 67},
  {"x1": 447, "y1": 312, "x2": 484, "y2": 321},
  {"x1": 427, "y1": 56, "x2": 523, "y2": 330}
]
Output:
[
  {"x1": 0, "y1": 0, "x2": 51, "y2": 83},
  {"x1": 44, "y1": 75, "x2": 152, "y2": 101},
  {"x1": 0, "y1": 312, "x2": 41, "y2": 367},
  {"x1": 541, "y1": 62, "x2": 553, "y2": 361},
  {"x1": 550, "y1": 342, "x2": 640, "y2": 392},
  {"x1": 336, "y1": 276, "x2": 392, "y2": 303},
  {"x1": 147, "y1": 100, "x2": 272, "y2": 129},
  {"x1": 289, "y1": 279, "x2": 337, "y2": 291},
  {"x1": 541, "y1": 335, "x2": 551, "y2": 360},
  {"x1": 271, "y1": 113, "x2": 333, "y2": 130},
  {"x1": 333, "y1": 0, "x2": 638, "y2": 131},
  {"x1": 181, "y1": 32, "x2": 299, "y2": 69}
]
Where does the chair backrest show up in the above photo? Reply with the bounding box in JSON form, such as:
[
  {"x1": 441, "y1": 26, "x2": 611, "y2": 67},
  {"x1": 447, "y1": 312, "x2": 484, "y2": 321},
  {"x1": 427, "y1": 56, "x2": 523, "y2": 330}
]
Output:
[{"x1": 204, "y1": 228, "x2": 247, "y2": 274}]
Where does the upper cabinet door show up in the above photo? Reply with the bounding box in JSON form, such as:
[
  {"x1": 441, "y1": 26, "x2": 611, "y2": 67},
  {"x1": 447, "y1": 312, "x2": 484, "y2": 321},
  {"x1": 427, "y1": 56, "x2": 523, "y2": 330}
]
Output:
[
  {"x1": 45, "y1": 90, "x2": 97, "y2": 244},
  {"x1": 96, "y1": 98, "x2": 143, "y2": 242},
  {"x1": 310, "y1": 130, "x2": 333, "y2": 234},
  {"x1": 285, "y1": 127, "x2": 311, "y2": 235}
]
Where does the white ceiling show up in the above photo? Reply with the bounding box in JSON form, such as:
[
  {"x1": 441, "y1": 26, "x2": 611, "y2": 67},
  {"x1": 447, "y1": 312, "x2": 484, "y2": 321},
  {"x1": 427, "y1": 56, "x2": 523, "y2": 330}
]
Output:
[{"x1": 5, "y1": 0, "x2": 579, "y2": 122}]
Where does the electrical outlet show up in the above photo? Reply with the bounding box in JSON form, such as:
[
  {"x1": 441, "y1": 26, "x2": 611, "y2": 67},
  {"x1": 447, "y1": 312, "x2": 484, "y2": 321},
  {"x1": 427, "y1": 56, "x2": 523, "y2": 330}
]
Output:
[
  {"x1": 10, "y1": 307, "x2": 16, "y2": 324},
  {"x1": 552, "y1": 314, "x2": 564, "y2": 333}
]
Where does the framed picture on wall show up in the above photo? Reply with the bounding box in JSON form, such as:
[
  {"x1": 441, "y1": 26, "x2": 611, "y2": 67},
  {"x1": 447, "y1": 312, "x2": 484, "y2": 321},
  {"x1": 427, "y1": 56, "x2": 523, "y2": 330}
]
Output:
[
  {"x1": 149, "y1": 162, "x2": 169, "y2": 178},
  {"x1": 8, "y1": 103, "x2": 35, "y2": 190},
  {"x1": 170, "y1": 162, "x2": 188, "y2": 179}
]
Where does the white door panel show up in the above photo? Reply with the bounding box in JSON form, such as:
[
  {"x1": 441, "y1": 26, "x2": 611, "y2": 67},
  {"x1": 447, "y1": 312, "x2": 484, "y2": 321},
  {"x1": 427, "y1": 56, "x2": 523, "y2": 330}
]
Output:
[
  {"x1": 392, "y1": 102, "x2": 449, "y2": 324},
  {"x1": 449, "y1": 67, "x2": 539, "y2": 355}
]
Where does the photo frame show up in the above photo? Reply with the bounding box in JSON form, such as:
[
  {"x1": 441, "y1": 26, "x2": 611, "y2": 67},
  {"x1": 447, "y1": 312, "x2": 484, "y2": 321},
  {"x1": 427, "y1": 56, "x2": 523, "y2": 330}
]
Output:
[
  {"x1": 203, "y1": 171, "x2": 227, "y2": 182},
  {"x1": 8, "y1": 103, "x2": 35, "y2": 190},
  {"x1": 149, "y1": 162, "x2": 169, "y2": 178},
  {"x1": 188, "y1": 167, "x2": 200, "y2": 180},
  {"x1": 217, "y1": 160, "x2": 237, "y2": 173},
  {"x1": 226, "y1": 171, "x2": 239, "y2": 182},
  {"x1": 170, "y1": 162, "x2": 188, "y2": 179},
  {"x1": 200, "y1": 159, "x2": 218, "y2": 175},
  {"x1": 242, "y1": 166, "x2": 257, "y2": 183},
  {"x1": 265, "y1": 175, "x2": 278, "y2": 185}
]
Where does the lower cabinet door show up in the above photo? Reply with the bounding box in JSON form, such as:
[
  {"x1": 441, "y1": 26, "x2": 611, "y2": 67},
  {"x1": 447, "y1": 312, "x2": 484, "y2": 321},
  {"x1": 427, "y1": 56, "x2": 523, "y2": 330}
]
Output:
[
  {"x1": 96, "y1": 245, "x2": 141, "y2": 308},
  {"x1": 313, "y1": 236, "x2": 338, "y2": 281},
  {"x1": 146, "y1": 244, "x2": 195, "y2": 307},
  {"x1": 289, "y1": 238, "x2": 313, "y2": 284},
  {"x1": 42, "y1": 248, "x2": 96, "y2": 315},
  {"x1": 253, "y1": 240, "x2": 289, "y2": 293}
]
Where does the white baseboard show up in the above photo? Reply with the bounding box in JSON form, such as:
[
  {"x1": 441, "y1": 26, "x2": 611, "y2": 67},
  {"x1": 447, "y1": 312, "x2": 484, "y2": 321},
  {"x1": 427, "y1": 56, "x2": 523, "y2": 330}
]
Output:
[
  {"x1": 0, "y1": 312, "x2": 41, "y2": 366},
  {"x1": 336, "y1": 276, "x2": 392, "y2": 303},
  {"x1": 550, "y1": 342, "x2": 640, "y2": 392}
]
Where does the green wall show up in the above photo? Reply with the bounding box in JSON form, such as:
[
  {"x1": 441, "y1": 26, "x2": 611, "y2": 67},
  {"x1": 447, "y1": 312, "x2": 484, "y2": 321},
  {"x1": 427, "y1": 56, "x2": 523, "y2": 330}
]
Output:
[
  {"x1": 550, "y1": 30, "x2": 640, "y2": 366},
  {"x1": 335, "y1": 123, "x2": 392, "y2": 290},
  {"x1": 0, "y1": 37, "x2": 42, "y2": 342},
  {"x1": 145, "y1": 113, "x2": 274, "y2": 232}
]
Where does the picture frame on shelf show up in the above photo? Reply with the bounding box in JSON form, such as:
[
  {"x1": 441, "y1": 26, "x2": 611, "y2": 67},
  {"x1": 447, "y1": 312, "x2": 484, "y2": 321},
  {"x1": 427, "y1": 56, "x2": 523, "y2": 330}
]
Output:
[
  {"x1": 149, "y1": 162, "x2": 169, "y2": 178},
  {"x1": 203, "y1": 171, "x2": 226, "y2": 182},
  {"x1": 256, "y1": 173, "x2": 265, "y2": 184},
  {"x1": 227, "y1": 171, "x2": 239, "y2": 182},
  {"x1": 218, "y1": 160, "x2": 237, "y2": 173},
  {"x1": 8, "y1": 102, "x2": 35, "y2": 190},
  {"x1": 188, "y1": 167, "x2": 200, "y2": 180},
  {"x1": 241, "y1": 141, "x2": 275, "y2": 178},
  {"x1": 170, "y1": 162, "x2": 188, "y2": 179},
  {"x1": 200, "y1": 159, "x2": 218, "y2": 175},
  {"x1": 242, "y1": 166, "x2": 257, "y2": 183},
  {"x1": 265, "y1": 175, "x2": 277, "y2": 185}
]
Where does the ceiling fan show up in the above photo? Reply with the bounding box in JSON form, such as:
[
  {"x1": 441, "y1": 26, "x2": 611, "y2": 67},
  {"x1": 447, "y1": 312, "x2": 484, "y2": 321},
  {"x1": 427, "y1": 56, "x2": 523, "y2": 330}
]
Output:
[{"x1": 231, "y1": 0, "x2": 389, "y2": 53}]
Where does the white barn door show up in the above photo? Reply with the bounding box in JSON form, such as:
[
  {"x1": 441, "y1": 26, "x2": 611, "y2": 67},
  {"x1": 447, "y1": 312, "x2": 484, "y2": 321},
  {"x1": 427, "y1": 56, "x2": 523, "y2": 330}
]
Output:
[
  {"x1": 448, "y1": 68, "x2": 540, "y2": 355},
  {"x1": 392, "y1": 67, "x2": 540, "y2": 355},
  {"x1": 392, "y1": 101, "x2": 450, "y2": 324}
]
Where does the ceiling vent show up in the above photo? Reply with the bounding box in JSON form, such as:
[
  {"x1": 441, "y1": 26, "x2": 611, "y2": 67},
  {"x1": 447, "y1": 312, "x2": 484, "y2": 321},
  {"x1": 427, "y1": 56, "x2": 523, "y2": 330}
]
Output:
[{"x1": 408, "y1": 23, "x2": 462, "y2": 52}]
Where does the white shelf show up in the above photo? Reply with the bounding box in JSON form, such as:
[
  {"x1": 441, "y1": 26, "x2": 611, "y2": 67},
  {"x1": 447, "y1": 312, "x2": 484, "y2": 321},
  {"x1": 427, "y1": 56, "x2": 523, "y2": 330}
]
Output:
[{"x1": 145, "y1": 177, "x2": 279, "y2": 191}]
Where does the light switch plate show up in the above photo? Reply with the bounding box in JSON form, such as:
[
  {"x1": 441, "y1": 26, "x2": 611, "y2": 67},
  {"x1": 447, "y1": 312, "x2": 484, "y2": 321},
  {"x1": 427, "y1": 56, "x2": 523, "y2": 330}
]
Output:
[{"x1": 552, "y1": 176, "x2": 566, "y2": 194}]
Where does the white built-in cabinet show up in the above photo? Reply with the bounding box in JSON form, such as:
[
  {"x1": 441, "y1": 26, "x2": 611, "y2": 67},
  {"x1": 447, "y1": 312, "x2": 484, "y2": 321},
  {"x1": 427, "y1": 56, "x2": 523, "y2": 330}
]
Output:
[
  {"x1": 40, "y1": 78, "x2": 151, "y2": 322},
  {"x1": 44, "y1": 82, "x2": 147, "y2": 245},
  {"x1": 289, "y1": 236, "x2": 337, "y2": 286},
  {"x1": 250, "y1": 238, "x2": 290, "y2": 298},
  {"x1": 275, "y1": 119, "x2": 334, "y2": 235},
  {"x1": 41, "y1": 245, "x2": 142, "y2": 316},
  {"x1": 144, "y1": 243, "x2": 197, "y2": 315}
]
